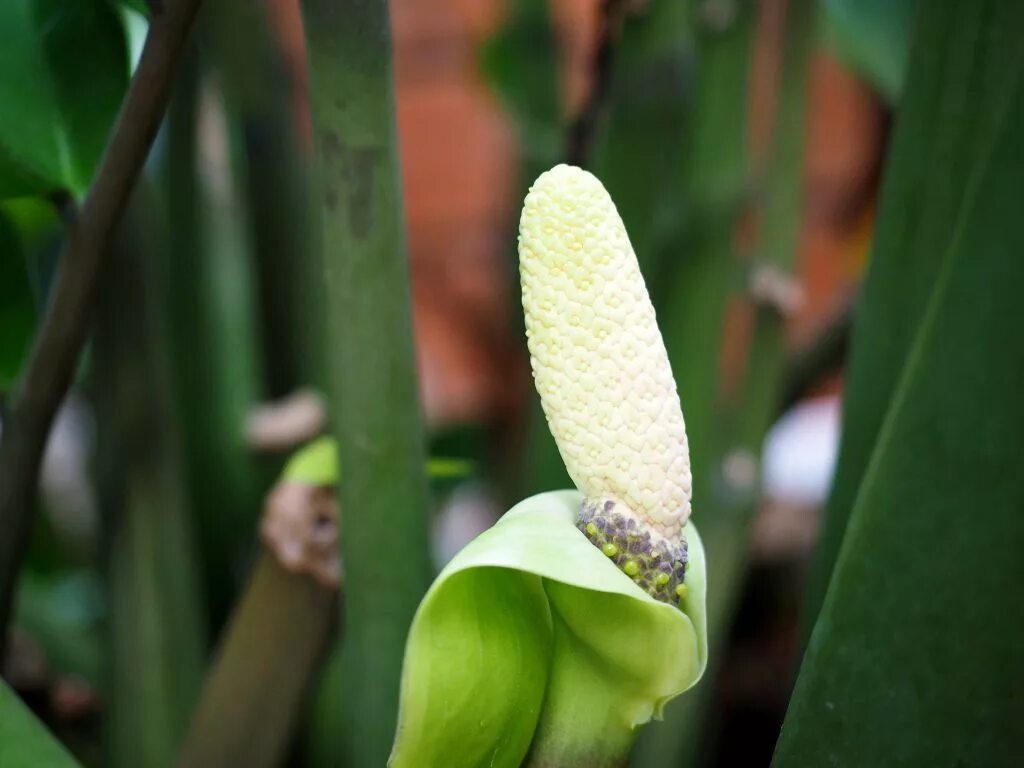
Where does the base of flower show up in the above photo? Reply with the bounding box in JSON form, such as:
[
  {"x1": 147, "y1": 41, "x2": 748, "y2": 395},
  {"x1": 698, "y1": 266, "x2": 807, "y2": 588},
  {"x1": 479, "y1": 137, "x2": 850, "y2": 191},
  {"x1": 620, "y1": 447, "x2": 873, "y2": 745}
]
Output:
[{"x1": 576, "y1": 497, "x2": 688, "y2": 607}]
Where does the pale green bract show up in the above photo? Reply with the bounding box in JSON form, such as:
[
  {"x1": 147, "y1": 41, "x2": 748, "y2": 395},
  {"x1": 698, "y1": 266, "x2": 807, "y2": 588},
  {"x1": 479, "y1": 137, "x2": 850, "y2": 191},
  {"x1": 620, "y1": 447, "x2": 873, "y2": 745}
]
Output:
[{"x1": 389, "y1": 490, "x2": 707, "y2": 767}]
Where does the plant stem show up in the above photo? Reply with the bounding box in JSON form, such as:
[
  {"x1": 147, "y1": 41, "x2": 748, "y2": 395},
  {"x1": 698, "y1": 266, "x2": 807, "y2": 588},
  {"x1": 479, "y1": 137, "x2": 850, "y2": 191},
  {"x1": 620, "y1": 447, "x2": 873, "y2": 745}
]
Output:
[
  {"x1": 299, "y1": 0, "x2": 434, "y2": 764},
  {"x1": 208, "y1": 0, "x2": 325, "y2": 397},
  {"x1": 94, "y1": 197, "x2": 206, "y2": 768},
  {"x1": 0, "y1": 0, "x2": 204, "y2": 656},
  {"x1": 565, "y1": 0, "x2": 630, "y2": 168},
  {"x1": 176, "y1": 551, "x2": 335, "y2": 768},
  {"x1": 778, "y1": 299, "x2": 852, "y2": 414},
  {"x1": 635, "y1": 0, "x2": 816, "y2": 764}
]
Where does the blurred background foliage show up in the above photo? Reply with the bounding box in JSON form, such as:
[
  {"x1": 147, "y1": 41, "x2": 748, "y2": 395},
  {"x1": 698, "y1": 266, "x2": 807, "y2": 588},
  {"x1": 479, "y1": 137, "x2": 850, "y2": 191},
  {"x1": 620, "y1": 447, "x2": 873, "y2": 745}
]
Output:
[{"x1": 0, "y1": 0, "x2": 1019, "y2": 767}]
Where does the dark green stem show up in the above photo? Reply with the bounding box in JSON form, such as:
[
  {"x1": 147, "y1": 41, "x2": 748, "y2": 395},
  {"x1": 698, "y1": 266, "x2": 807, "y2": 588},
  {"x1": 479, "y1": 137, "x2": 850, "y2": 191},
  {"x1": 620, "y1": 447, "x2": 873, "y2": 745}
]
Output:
[
  {"x1": 0, "y1": 0, "x2": 203, "y2": 657},
  {"x1": 635, "y1": 0, "x2": 816, "y2": 764},
  {"x1": 299, "y1": 1, "x2": 434, "y2": 764},
  {"x1": 207, "y1": 0, "x2": 325, "y2": 397},
  {"x1": 94, "y1": 199, "x2": 206, "y2": 768}
]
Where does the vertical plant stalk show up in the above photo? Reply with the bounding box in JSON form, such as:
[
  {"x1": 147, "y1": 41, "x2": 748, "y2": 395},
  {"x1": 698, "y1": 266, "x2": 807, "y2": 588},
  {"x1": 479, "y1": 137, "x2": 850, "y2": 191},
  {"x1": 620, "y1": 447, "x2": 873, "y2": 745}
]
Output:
[
  {"x1": 299, "y1": 0, "x2": 434, "y2": 764},
  {"x1": 208, "y1": 0, "x2": 325, "y2": 397},
  {"x1": 176, "y1": 551, "x2": 335, "y2": 768},
  {"x1": 0, "y1": 0, "x2": 204, "y2": 655},
  {"x1": 565, "y1": 0, "x2": 629, "y2": 167},
  {"x1": 94, "y1": 199, "x2": 206, "y2": 768},
  {"x1": 162, "y1": 34, "x2": 262, "y2": 632},
  {"x1": 635, "y1": 0, "x2": 816, "y2": 763}
]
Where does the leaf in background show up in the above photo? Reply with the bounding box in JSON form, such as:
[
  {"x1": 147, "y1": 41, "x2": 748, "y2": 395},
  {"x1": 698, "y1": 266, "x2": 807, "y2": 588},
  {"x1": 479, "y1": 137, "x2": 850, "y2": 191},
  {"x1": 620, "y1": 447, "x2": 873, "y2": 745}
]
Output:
[
  {"x1": 0, "y1": 681, "x2": 81, "y2": 767},
  {"x1": 281, "y1": 436, "x2": 474, "y2": 487},
  {"x1": 777, "y1": 3, "x2": 1024, "y2": 765},
  {"x1": 804, "y1": 0, "x2": 1024, "y2": 638},
  {"x1": 825, "y1": 0, "x2": 918, "y2": 102},
  {"x1": 0, "y1": 0, "x2": 128, "y2": 199},
  {"x1": 0, "y1": 211, "x2": 34, "y2": 389},
  {"x1": 390, "y1": 491, "x2": 707, "y2": 768}
]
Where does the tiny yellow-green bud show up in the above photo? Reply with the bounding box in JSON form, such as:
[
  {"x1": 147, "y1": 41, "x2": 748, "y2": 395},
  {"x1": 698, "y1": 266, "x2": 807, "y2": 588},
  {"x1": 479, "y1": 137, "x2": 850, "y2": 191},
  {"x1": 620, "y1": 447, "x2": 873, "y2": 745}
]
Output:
[
  {"x1": 655, "y1": 572, "x2": 671, "y2": 586},
  {"x1": 601, "y1": 542, "x2": 618, "y2": 558},
  {"x1": 623, "y1": 560, "x2": 640, "y2": 577},
  {"x1": 586, "y1": 521, "x2": 599, "y2": 536},
  {"x1": 675, "y1": 584, "x2": 688, "y2": 600}
]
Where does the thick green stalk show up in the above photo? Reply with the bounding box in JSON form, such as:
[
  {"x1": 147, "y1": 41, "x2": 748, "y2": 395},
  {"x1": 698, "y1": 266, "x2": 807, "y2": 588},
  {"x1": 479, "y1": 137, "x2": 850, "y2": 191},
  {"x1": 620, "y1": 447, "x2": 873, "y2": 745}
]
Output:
[
  {"x1": 636, "y1": 0, "x2": 816, "y2": 763},
  {"x1": 207, "y1": 0, "x2": 325, "y2": 397},
  {"x1": 299, "y1": 1, "x2": 434, "y2": 764},
  {"x1": 161, "y1": 46, "x2": 261, "y2": 629},
  {"x1": 177, "y1": 551, "x2": 335, "y2": 768},
  {"x1": 94, "y1": 200, "x2": 206, "y2": 768}
]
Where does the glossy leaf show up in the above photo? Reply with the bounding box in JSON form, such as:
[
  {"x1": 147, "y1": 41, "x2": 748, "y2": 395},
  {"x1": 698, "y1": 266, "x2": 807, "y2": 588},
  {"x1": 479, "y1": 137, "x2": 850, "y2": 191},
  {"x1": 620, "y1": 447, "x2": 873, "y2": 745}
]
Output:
[
  {"x1": 0, "y1": 680, "x2": 81, "y2": 767},
  {"x1": 777, "y1": 2, "x2": 1024, "y2": 764},
  {"x1": 390, "y1": 490, "x2": 707, "y2": 768},
  {"x1": 0, "y1": 0, "x2": 128, "y2": 199}
]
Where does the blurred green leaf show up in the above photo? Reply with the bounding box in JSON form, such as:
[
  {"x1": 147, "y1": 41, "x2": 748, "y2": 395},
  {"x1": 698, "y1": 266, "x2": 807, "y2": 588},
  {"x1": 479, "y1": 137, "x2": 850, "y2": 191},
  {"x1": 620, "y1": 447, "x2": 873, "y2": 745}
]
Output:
[
  {"x1": 805, "y1": 0, "x2": 1024, "y2": 639},
  {"x1": 0, "y1": 681, "x2": 81, "y2": 767},
  {"x1": 778, "y1": 3, "x2": 1024, "y2": 765},
  {"x1": 15, "y1": 571, "x2": 103, "y2": 686},
  {"x1": 826, "y1": 0, "x2": 918, "y2": 101},
  {"x1": 0, "y1": 0, "x2": 128, "y2": 199},
  {"x1": 0, "y1": 211, "x2": 34, "y2": 389},
  {"x1": 282, "y1": 436, "x2": 474, "y2": 487},
  {"x1": 390, "y1": 491, "x2": 707, "y2": 768}
]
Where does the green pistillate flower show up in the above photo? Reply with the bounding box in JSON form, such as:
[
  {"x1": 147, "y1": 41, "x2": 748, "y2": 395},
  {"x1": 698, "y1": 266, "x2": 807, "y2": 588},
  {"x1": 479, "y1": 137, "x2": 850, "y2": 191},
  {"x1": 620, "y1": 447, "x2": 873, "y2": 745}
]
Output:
[{"x1": 389, "y1": 166, "x2": 707, "y2": 768}]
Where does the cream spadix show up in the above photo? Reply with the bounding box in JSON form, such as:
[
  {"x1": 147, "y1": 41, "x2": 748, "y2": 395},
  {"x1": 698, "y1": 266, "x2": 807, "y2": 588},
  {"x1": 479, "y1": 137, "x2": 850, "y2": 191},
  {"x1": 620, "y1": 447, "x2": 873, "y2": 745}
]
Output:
[{"x1": 519, "y1": 164, "x2": 693, "y2": 604}]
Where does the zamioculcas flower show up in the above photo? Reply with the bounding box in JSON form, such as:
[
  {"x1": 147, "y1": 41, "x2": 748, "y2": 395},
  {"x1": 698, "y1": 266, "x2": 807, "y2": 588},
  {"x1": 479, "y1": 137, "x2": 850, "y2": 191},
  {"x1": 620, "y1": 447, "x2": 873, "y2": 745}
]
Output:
[{"x1": 389, "y1": 166, "x2": 707, "y2": 768}]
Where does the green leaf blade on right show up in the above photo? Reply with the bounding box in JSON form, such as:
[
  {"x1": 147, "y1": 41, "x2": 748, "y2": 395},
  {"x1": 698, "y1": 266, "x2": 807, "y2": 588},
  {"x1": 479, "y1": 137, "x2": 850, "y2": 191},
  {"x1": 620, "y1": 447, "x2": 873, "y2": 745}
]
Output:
[{"x1": 777, "y1": 2, "x2": 1024, "y2": 765}]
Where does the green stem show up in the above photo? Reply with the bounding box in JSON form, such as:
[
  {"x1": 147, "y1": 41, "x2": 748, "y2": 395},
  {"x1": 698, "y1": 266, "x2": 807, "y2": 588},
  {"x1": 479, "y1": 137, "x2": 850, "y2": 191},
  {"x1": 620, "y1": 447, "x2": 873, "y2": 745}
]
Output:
[
  {"x1": 0, "y1": 0, "x2": 204, "y2": 657},
  {"x1": 207, "y1": 0, "x2": 325, "y2": 397},
  {"x1": 161, "y1": 41, "x2": 262, "y2": 632},
  {"x1": 299, "y1": 1, "x2": 434, "y2": 764},
  {"x1": 94, "y1": 198, "x2": 206, "y2": 768},
  {"x1": 636, "y1": 0, "x2": 816, "y2": 764},
  {"x1": 176, "y1": 551, "x2": 336, "y2": 768}
]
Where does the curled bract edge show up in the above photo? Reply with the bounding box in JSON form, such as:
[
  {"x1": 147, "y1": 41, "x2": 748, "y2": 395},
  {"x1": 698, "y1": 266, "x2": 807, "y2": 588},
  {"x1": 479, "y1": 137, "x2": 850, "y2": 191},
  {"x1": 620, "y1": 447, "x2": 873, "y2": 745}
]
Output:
[{"x1": 389, "y1": 490, "x2": 707, "y2": 768}]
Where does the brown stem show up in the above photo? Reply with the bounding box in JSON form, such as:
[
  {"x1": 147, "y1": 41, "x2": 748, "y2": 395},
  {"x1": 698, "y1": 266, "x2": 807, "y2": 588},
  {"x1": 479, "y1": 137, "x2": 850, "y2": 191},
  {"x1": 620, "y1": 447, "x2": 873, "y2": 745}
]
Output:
[
  {"x1": 777, "y1": 298, "x2": 854, "y2": 414},
  {"x1": 565, "y1": 0, "x2": 630, "y2": 168},
  {"x1": 0, "y1": 0, "x2": 204, "y2": 659}
]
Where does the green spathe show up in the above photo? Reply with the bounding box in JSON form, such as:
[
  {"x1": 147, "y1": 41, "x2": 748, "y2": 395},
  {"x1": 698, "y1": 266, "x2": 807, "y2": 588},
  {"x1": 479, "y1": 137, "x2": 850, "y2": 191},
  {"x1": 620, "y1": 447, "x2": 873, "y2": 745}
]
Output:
[{"x1": 390, "y1": 490, "x2": 707, "y2": 767}]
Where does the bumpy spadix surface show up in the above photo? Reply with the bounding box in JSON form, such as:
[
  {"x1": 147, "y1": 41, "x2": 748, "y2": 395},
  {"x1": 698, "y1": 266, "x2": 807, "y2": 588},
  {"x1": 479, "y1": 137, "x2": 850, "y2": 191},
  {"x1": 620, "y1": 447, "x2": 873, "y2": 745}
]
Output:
[{"x1": 519, "y1": 164, "x2": 692, "y2": 541}]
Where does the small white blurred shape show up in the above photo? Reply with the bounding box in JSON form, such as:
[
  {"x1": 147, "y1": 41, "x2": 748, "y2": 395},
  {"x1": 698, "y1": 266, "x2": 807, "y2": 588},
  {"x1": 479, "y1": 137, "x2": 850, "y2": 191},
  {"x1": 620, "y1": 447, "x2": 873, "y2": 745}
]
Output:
[
  {"x1": 432, "y1": 482, "x2": 500, "y2": 567},
  {"x1": 762, "y1": 395, "x2": 840, "y2": 508},
  {"x1": 0, "y1": 394, "x2": 97, "y2": 545}
]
